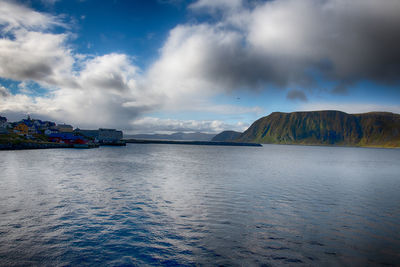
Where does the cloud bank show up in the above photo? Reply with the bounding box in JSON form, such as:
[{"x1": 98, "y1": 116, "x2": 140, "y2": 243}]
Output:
[{"x1": 130, "y1": 117, "x2": 249, "y2": 134}]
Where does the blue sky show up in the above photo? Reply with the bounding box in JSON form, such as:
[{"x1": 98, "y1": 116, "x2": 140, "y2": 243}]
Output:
[{"x1": 0, "y1": 0, "x2": 399, "y2": 133}]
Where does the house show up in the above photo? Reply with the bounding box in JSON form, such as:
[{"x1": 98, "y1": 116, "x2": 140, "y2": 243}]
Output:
[
  {"x1": 0, "y1": 116, "x2": 9, "y2": 134},
  {"x1": 14, "y1": 123, "x2": 29, "y2": 135},
  {"x1": 74, "y1": 128, "x2": 123, "y2": 143},
  {"x1": 98, "y1": 128, "x2": 123, "y2": 142},
  {"x1": 54, "y1": 124, "x2": 73, "y2": 132},
  {"x1": 34, "y1": 120, "x2": 56, "y2": 132},
  {"x1": 18, "y1": 116, "x2": 39, "y2": 134}
]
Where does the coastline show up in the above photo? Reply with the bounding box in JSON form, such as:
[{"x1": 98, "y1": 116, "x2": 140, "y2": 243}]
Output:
[
  {"x1": 252, "y1": 141, "x2": 400, "y2": 149},
  {"x1": 2, "y1": 140, "x2": 397, "y2": 150},
  {"x1": 0, "y1": 141, "x2": 123, "y2": 150},
  {"x1": 0, "y1": 142, "x2": 72, "y2": 150}
]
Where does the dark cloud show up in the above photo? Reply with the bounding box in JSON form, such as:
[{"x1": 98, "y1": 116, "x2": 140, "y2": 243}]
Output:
[
  {"x1": 286, "y1": 89, "x2": 308, "y2": 102},
  {"x1": 331, "y1": 83, "x2": 349, "y2": 95},
  {"x1": 19, "y1": 62, "x2": 54, "y2": 81},
  {"x1": 319, "y1": 1, "x2": 400, "y2": 84},
  {"x1": 162, "y1": 0, "x2": 400, "y2": 94},
  {"x1": 84, "y1": 72, "x2": 129, "y2": 92}
]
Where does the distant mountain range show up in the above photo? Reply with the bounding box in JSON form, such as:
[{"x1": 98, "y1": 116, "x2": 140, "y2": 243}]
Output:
[
  {"x1": 235, "y1": 111, "x2": 400, "y2": 148},
  {"x1": 126, "y1": 132, "x2": 216, "y2": 141}
]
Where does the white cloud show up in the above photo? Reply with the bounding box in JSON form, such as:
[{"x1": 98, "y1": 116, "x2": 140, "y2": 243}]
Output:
[
  {"x1": 146, "y1": 23, "x2": 269, "y2": 108},
  {"x1": 0, "y1": 40, "x2": 159, "y2": 128},
  {"x1": 193, "y1": 104, "x2": 263, "y2": 115},
  {"x1": 130, "y1": 117, "x2": 249, "y2": 134},
  {"x1": 0, "y1": 86, "x2": 10, "y2": 97},
  {"x1": 78, "y1": 53, "x2": 136, "y2": 93},
  {"x1": 189, "y1": 0, "x2": 243, "y2": 11},
  {"x1": 26, "y1": 53, "x2": 159, "y2": 128},
  {"x1": 0, "y1": 29, "x2": 74, "y2": 86},
  {"x1": 0, "y1": 86, "x2": 38, "y2": 114},
  {"x1": 0, "y1": 1, "x2": 73, "y2": 87},
  {"x1": 0, "y1": 0, "x2": 65, "y2": 32}
]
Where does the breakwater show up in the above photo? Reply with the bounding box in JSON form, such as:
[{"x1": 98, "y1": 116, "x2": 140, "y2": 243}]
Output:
[{"x1": 124, "y1": 139, "x2": 262, "y2": 147}]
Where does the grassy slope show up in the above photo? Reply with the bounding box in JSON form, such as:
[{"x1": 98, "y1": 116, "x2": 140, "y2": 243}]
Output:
[
  {"x1": 211, "y1": 131, "x2": 242, "y2": 142},
  {"x1": 238, "y1": 111, "x2": 400, "y2": 147}
]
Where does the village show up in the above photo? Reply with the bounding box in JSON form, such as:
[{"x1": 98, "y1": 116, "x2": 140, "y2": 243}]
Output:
[{"x1": 0, "y1": 115, "x2": 124, "y2": 149}]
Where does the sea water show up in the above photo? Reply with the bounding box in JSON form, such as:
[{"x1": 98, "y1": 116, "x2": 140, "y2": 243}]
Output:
[{"x1": 0, "y1": 144, "x2": 399, "y2": 266}]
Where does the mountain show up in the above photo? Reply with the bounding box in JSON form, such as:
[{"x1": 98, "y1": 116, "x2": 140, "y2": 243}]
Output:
[
  {"x1": 237, "y1": 111, "x2": 400, "y2": 147},
  {"x1": 126, "y1": 132, "x2": 216, "y2": 141},
  {"x1": 212, "y1": 131, "x2": 242, "y2": 142}
]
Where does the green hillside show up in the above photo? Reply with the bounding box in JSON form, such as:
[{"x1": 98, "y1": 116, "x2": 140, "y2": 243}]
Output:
[
  {"x1": 237, "y1": 111, "x2": 400, "y2": 148},
  {"x1": 211, "y1": 131, "x2": 242, "y2": 142}
]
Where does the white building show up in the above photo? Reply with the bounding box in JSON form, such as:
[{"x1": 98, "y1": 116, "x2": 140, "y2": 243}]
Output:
[
  {"x1": 98, "y1": 128, "x2": 123, "y2": 142},
  {"x1": 75, "y1": 128, "x2": 123, "y2": 142}
]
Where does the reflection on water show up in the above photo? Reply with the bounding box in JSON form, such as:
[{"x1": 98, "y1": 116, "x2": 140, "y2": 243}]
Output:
[{"x1": 0, "y1": 144, "x2": 400, "y2": 266}]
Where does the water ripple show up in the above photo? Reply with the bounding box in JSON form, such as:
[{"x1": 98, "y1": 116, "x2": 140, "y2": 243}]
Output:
[{"x1": 0, "y1": 144, "x2": 400, "y2": 266}]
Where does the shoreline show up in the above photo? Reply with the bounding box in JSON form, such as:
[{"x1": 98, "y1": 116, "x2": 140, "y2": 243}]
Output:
[
  {"x1": 250, "y1": 141, "x2": 400, "y2": 149},
  {"x1": 0, "y1": 141, "x2": 125, "y2": 151},
  {"x1": 0, "y1": 142, "x2": 72, "y2": 150},
  {"x1": 1, "y1": 140, "x2": 397, "y2": 150}
]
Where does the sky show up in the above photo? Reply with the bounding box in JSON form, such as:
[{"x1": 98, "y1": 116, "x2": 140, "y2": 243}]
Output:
[{"x1": 0, "y1": 0, "x2": 399, "y2": 134}]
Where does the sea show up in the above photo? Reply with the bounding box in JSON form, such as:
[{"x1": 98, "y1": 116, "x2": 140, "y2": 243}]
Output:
[{"x1": 0, "y1": 144, "x2": 399, "y2": 266}]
